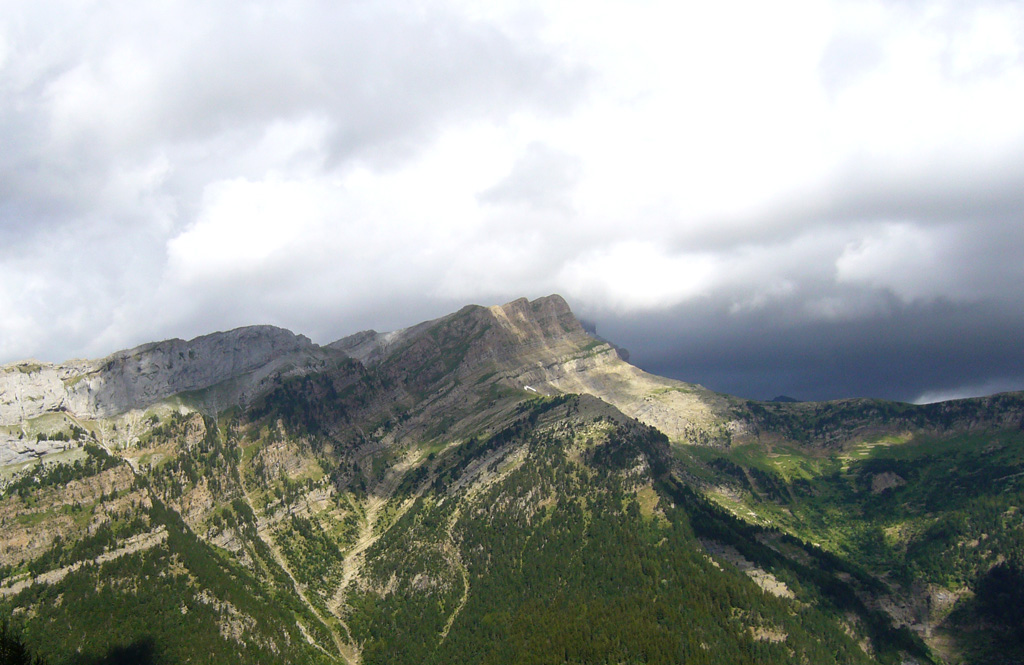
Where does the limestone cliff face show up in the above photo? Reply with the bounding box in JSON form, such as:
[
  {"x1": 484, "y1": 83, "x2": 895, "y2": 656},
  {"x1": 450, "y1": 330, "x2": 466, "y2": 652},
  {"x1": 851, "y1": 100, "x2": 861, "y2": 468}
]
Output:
[
  {"x1": 328, "y1": 295, "x2": 584, "y2": 371},
  {"x1": 327, "y1": 320, "x2": 436, "y2": 367},
  {"x1": 66, "y1": 325, "x2": 324, "y2": 418},
  {"x1": 0, "y1": 363, "x2": 73, "y2": 426},
  {"x1": 0, "y1": 325, "x2": 327, "y2": 427},
  {"x1": 480, "y1": 296, "x2": 734, "y2": 443},
  {"x1": 1, "y1": 295, "x2": 735, "y2": 463}
]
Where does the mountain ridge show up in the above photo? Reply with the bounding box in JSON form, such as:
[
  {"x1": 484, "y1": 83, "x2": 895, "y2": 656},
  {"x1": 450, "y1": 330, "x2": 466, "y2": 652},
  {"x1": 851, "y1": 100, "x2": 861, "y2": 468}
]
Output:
[
  {"x1": 4, "y1": 294, "x2": 1023, "y2": 463},
  {"x1": 2, "y1": 295, "x2": 1024, "y2": 665},
  {"x1": 0, "y1": 295, "x2": 736, "y2": 461}
]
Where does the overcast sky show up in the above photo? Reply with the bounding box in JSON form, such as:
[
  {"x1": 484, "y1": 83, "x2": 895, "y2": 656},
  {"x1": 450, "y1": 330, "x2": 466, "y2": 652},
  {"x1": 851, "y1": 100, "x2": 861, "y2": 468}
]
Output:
[{"x1": 2, "y1": 0, "x2": 1023, "y2": 403}]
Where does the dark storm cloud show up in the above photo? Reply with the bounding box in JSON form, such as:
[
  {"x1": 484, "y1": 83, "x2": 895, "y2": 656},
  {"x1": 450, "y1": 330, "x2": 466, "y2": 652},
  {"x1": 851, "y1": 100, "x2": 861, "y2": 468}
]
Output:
[{"x1": 595, "y1": 297, "x2": 1024, "y2": 403}]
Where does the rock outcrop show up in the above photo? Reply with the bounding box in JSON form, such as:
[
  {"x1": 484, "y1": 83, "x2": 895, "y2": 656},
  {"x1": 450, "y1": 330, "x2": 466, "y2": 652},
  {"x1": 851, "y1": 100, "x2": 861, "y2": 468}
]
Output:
[
  {"x1": 1, "y1": 295, "x2": 737, "y2": 467},
  {"x1": 0, "y1": 325, "x2": 329, "y2": 427},
  {"x1": 327, "y1": 320, "x2": 436, "y2": 366},
  {"x1": 330, "y1": 295, "x2": 735, "y2": 445}
]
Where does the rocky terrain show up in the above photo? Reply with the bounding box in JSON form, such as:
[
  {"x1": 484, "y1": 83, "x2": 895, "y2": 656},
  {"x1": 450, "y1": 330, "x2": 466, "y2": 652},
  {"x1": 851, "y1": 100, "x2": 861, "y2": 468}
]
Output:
[
  {"x1": 1, "y1": 295, "x2": 1022, "y2": 665},
  {"x1": 0, "y1": 325, "x2": 324, "y2": 423}
]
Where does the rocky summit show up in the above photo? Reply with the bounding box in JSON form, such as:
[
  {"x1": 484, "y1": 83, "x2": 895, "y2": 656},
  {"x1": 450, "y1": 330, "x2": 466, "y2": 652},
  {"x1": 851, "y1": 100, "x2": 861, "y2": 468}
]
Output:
[{"x1": 1, "y1": 295, "x2": 1022, "y2": 665}]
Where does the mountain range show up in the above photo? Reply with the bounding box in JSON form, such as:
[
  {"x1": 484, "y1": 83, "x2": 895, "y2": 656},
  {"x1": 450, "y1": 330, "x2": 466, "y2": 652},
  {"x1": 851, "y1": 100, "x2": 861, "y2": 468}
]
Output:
[{"x1": 1, "y1": 295, "x2": 1022, "y2": 665}]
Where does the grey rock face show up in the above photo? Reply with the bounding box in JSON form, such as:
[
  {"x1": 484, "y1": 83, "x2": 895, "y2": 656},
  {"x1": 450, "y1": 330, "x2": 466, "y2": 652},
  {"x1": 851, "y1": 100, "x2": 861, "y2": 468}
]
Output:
[
  {"x1": 0, "y1": 435, "x2": 76, "y2": 467},
  {"x1": 327, "y1": 319, "x2": 436, "y2": 366},
  {"x1": 68, "y1": 325, "x2": 319, "y2": 417},
  {"x1": 0, "y1": 325, "x2": 326, "y2": 427},
  {"x1": 328, "y1": 330, "x2": 383, "y2": 364},
  {"x1": 0, "y1": 364, "x2": 71, "y2": 426}
]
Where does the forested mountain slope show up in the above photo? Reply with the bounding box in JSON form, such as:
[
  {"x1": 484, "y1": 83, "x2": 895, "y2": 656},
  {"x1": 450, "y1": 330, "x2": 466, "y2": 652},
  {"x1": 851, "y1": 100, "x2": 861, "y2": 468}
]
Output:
[{"x1": 1, "y1": 295, "x2": 1020, "y2": 664}]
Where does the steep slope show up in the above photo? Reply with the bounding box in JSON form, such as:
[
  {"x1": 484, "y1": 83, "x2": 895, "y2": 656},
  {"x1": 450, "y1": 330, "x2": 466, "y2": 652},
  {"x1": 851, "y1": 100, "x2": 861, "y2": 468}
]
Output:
[
  {"x1": 0, "y1": 294, "x2": 1020, "y2": 664},
  {"x1": 336, "y1": 393, "x2": 927, "y2": 665},
  {"x1": 329, "y1": 294, "x2": 736, "y2": 446},
  {"x1": 0, "y1": 326, "x2": 338, "y2": 466},
  {"x1": 675, "y1": 397, "x2": 1024, "y2": 665},
  {"x1": 0, "y1": 325, "x2": 330, "y2": 423}
]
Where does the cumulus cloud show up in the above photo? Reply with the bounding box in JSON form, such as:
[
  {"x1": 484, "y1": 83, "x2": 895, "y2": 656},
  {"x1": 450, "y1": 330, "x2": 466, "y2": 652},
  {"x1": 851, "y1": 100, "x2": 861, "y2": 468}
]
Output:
[
  {"x1": 558, "y1": 243, "x2": 718, "y2": 311},
  {"x1": 1, "y1": 0, "x2": 1023, "y2": 402},
  {"x1": 478, "y1": 142, "x2": 581, "y2": 212},
  {"x1": 168, "y1": 176, "x2": 340, "y2": 283}
]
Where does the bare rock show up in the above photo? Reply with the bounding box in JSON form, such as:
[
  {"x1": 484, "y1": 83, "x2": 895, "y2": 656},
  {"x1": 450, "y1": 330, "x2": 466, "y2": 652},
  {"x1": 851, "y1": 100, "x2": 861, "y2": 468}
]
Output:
[
  {"x1": 1, "y1": 325, "x2": 328, "y2": 428},
  {"x1": 871, "y1": 471, "x2": 906, "y2": 494}
]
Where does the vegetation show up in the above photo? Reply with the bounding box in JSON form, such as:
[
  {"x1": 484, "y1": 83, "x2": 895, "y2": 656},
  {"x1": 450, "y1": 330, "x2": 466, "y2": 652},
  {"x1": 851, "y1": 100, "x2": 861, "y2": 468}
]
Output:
[
  {"x1": 3, "y1": 445, "x2": 119, "y2": 498},
  {"x1": 3, "y1": 307, "x2": 1024, "y2": 664},
  {"x1": 340, "y1": 400, "x2": 920, "y2": 665},
  {"x1": 683, "y1": 424, "x2": 1024, "y2": 664},
  {"x1": 1, "y1": 620, "x2": 43, "y2": 665}
]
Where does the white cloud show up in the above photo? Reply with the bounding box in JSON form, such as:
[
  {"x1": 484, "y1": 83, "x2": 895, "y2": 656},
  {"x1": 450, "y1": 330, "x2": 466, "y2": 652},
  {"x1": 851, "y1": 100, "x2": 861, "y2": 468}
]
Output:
[
  {"x1": 0, "y1": 24, "x2": 9, "y2": 72},
  {"x1": 2, "y1": 0, "x2": 1024, "y2": 402},
  {"x1": 914, "y1": 378, "x2": 1024, "y2": 405},
  {"x1": 835, "y1": 223, "x2": 949, "y2": 302},
  {"x1": 557, "y1": 242, "x2": 718, "y2": 311},
  {"x1": 479, "y1": 142, "x2": 581, "y2": 212},
  {"x1": 167, "y1": 176, "x2": 338, "y2": 283}
]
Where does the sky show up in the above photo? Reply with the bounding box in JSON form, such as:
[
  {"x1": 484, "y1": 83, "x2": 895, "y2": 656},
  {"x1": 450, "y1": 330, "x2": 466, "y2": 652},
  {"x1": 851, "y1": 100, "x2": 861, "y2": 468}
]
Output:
[{"x1": 2, "y1": 0, "x2": 1023, "y2": 404}]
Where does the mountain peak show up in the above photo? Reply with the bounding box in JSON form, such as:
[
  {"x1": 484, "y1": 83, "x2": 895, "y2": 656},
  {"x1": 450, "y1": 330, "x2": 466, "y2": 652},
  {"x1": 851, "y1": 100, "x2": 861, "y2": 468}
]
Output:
[
  {"x1": 0, "y1": 296, "x2": 731, "y2": 454},
  {"x1": 488, "y1": 294, "x2": 581, "y2": 338},
  {"x1": 328, "y1": 295, "x2": 581, "y2": 368}
]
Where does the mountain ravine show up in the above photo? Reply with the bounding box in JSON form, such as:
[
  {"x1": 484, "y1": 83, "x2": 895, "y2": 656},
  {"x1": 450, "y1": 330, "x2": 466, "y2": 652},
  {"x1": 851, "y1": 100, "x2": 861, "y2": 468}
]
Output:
[{"x1": 1, "y1": 295, "x2": 1022, "y2": 665}]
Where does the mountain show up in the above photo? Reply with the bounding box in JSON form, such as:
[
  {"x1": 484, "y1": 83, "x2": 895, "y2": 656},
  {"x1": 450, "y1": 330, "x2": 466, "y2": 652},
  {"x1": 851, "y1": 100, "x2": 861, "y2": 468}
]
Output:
[{"x1": 1, "y1": 295, "x2": 1022, "y2": 665}]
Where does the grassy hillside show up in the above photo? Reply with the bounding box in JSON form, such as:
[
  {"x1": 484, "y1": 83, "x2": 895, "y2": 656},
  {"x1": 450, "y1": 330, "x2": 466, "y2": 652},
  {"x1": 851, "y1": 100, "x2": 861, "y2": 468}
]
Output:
[
  {"x1": 1, "y1": 385, "x2": 933, "y2": 664},
  {"x1": 681, "y1": 416, "x2": 1024, "y2": 665}
]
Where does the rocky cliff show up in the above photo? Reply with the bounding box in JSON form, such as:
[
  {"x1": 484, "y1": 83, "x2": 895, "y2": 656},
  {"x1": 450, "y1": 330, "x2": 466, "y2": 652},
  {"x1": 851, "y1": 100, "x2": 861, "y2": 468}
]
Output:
[
  {"x1": 0, "y1": 325, "x2": 328, "y2": 429},
  {"x1": 0, "y1": 296, "x2": 738, "y2": 468},
  {"x1": 321, "y1": 295, "x2": 737, "y2": 448}
]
